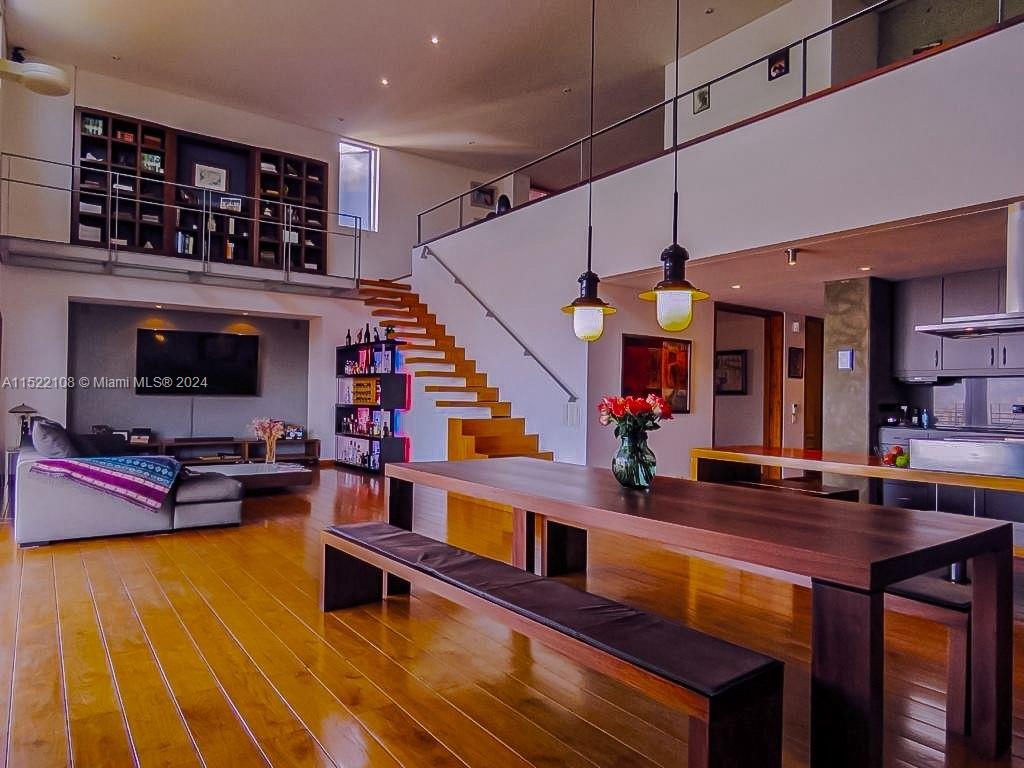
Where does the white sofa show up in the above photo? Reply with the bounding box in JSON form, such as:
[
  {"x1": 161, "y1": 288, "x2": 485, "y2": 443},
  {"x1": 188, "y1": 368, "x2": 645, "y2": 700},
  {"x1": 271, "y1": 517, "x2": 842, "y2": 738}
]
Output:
[{"x1": 15, "y1": 449, "x2": 244, "y2": 546}]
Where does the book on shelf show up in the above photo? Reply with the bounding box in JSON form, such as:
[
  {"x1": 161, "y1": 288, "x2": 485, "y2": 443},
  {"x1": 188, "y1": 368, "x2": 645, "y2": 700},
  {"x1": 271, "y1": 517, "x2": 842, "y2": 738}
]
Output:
[
  {"x1": 79, "y1": 201, "x2": 103, "y2": 215},
  {"x1": 260, "y1": 162, "x2": 277, "y2": 173},
  {"x1": 175, "y1": 231, "x2": 196, "y2": 255},
  {"x1": 111, "y1": 237, "x2": 128, "y2": 247},
  {"x1": 140, "y1": 213, "x2": 161, "y2": 224},
  {"x1": 78, "y1": 224, "x2": 102, "y2": 242}
]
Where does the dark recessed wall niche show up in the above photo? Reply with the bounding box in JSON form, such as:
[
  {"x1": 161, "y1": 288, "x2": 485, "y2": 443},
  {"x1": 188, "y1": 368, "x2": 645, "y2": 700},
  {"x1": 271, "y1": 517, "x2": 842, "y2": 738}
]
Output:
[{"x1": 67, "y1": 302, "x2": 309, "y2": 440}]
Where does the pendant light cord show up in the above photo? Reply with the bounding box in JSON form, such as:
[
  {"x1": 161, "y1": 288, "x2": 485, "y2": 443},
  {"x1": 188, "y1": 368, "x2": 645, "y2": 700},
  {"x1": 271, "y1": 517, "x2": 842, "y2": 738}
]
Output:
[
  {"x1": 671, "y1": 0, "x2": 680, "y2": 246},
  {"x1": 586, "y1": 0, "x2": 597, "y2": 273}
]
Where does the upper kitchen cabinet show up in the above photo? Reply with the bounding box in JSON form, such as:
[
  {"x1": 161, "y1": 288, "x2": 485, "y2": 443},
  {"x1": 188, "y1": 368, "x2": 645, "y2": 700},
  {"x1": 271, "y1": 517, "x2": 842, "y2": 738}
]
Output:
[
  {"x1": 893, "y1": 277, "x2": 942, "y2": 376},
  {"x1": 940, "y1": 269, "x2": 1002, "y2": 373}
]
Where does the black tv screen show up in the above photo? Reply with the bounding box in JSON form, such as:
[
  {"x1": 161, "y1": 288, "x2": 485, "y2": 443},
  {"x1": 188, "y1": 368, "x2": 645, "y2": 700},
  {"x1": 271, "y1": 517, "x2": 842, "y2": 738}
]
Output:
[{"x1": 135, "y1": 329, "x2": 259, "y2": 395}]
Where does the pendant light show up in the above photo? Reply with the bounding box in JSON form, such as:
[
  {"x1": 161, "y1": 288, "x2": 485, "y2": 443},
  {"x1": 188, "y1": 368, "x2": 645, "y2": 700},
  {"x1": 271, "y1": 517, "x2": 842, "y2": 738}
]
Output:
[
  {"x1": 562, "y1": 0, "x2": 615, "y2": 342},
  {"x1": 638, "y1": 0, "x2": 708, "y2": 332}
]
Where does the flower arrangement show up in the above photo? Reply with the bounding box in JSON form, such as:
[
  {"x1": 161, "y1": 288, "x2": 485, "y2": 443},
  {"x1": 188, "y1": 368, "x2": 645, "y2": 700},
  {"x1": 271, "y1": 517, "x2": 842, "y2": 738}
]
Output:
[
  {"x1": 597, "y1": 395, "x2": 672, "y2": 489},
  {"x1": 250, "y1": 417, "x2": 285, "y2": 463}
]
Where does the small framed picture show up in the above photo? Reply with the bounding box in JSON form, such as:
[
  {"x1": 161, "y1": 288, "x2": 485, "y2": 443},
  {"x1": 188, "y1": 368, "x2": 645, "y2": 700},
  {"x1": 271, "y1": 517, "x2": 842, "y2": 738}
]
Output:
[
  {"x1": 82, "y1": 116, "x2": 105, "y2": 136},
  {"x1": 193, "y1": 163, "x2": 228, "y2": 192},
  {"x1": 469, "y1": 183, "x2": 496, "y2": 209},
  {"x1": 219, "y1": 196, "x2": 243, "y2": 212},
  {"x1": 788, "y1": 347, "x2": 805, "y2": 379},
  {"x1": 141, "y1": 152, "x2": 163, "y2": 174},
  {"x1": 693, "y1": 85, "x2": 710, "y2": 115},
  {"x1": 838, "y1": 348, "x2": 855, "y2": 371},
  {"x1": 715, "y1": 350, "x2": 748, "y2": 396},
  {"x1": 112, "y1": 429, "x2": 130, "y2": 441},
  {"x1": 768, "y1": 48, "x2": 790, "y2": 81}
]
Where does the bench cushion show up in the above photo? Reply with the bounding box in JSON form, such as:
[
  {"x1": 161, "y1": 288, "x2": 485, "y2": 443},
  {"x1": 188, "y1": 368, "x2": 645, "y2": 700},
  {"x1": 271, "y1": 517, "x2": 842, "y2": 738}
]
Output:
[
  {"x1": 327, "y1": 522, "x2": 781, "y2": 699},
  {"x1": 887, "y1": 574, "x2": 971, "y2": 612}
]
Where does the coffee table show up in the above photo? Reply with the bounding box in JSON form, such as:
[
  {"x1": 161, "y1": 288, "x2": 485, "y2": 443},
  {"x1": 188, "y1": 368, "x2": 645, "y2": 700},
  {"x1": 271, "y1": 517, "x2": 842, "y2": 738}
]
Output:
[{"x1": 189, "y1": 462, "x2": 313, "y2": 491}]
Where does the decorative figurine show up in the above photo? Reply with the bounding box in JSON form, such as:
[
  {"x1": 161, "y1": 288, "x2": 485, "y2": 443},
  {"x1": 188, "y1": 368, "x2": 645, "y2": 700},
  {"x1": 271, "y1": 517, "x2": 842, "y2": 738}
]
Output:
[{"x1": 356, "y1": 328, "x2": 363, "y2": 344}]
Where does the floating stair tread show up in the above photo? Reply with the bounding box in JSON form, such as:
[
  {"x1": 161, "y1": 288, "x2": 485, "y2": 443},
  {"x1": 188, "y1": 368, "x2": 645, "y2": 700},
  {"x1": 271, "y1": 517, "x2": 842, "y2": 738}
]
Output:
[
  {"x1": 364, "y1": 298, "x2": 423, "y2": 308},
  {"x1": 435, "y1": 400, "x2": 511, "y2": 416},
  {"x1": 360, "y1": 279, "x2": 413, "y2": 291},
  {"x1": 371, "y1": 308, "x2": 422, "y2": 318},
  {"x1": 481, "y1": 450, "x2": 553, "y2": 459}
]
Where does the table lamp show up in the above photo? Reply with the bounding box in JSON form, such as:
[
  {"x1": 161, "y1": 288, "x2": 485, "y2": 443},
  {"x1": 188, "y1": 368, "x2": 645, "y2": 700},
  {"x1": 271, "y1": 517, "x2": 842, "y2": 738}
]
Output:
[{"x1": 8, "y1": 403, "x2": 37, "y2": 446}]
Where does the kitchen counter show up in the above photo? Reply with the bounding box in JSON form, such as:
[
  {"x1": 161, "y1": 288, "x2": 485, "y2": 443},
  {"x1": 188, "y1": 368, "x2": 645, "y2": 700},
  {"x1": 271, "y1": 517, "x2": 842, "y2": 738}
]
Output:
[{"x1": 690, "y1": 445, "x2": 1024, "y2": 493}]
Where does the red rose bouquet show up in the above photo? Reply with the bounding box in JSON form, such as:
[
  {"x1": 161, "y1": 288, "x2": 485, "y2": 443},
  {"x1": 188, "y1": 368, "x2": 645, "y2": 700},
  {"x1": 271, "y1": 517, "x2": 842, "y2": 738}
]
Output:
[{"x1": 597, "y1": 395, "x2": 672, "y2": 489}]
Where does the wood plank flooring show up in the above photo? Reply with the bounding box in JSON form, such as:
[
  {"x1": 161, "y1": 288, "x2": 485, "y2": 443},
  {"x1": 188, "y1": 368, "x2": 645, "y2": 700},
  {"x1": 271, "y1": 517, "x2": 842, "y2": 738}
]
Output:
[{"x1": 1, "y1": 466, "x2": 1021, "y2": 767}]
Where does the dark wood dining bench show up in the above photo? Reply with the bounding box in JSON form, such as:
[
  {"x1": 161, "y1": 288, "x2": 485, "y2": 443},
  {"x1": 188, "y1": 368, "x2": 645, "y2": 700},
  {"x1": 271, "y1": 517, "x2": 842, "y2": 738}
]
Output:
[{"x1": 321, "y1": 521, "x2": 784, "y2": 768}]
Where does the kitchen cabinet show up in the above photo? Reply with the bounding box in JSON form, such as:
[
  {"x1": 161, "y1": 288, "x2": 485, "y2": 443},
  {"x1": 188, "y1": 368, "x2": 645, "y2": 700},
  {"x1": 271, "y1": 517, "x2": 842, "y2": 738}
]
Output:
[
  {"x1": 940, "y1": 269, "x2": 1002, "y2": 373},
  {"x1": 893, "y1": 277, "x2": 942, "y2": 375},
  {"x1": 983, "y1": 489, "x2": 1024, "y2": 524},
  {"x1": 998, "y1": 333, "x2": 1024, "y2": 368}
]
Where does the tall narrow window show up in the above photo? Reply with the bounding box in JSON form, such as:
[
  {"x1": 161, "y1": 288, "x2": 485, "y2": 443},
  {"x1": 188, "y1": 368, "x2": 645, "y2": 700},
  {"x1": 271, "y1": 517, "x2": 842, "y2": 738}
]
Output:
[{"x1": 338, "y1": 140, "x2": 379, "y2": 232}]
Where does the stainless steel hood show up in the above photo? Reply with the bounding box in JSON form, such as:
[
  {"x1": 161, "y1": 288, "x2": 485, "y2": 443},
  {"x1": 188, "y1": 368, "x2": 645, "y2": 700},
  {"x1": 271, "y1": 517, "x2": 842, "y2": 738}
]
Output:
[{"x1": 916, "y1": 203, "x2": 1024, "y2": 338}]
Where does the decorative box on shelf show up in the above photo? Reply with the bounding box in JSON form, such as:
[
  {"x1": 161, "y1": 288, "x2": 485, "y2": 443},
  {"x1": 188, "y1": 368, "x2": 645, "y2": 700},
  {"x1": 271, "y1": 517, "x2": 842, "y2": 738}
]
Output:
[{"x1": 334, "y1": 339, "x2": 409, "y2": 473}]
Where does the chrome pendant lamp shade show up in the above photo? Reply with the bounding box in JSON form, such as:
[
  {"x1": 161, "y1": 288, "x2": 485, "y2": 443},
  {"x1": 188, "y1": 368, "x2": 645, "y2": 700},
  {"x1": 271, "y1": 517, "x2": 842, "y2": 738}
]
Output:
[
  {"x1": 639, "y1": 0, "x2": 708, "y2": 332},
  {"x1": 563, "y1": 0, "x2": 615, "y2": 342}
]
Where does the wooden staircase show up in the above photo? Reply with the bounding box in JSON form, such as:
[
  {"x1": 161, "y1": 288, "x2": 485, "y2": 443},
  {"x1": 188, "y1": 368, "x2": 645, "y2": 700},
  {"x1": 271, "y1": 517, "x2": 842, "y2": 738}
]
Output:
[{"x1": 357, "y1": 279, "x2": 553, "y2": 460}]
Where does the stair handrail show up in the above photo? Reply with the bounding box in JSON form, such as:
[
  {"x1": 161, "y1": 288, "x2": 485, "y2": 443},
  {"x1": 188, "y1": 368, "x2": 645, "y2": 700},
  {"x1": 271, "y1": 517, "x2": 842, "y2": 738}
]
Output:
[{"x1": 420, "y1": 245, "x2": 579, "y2": 403}]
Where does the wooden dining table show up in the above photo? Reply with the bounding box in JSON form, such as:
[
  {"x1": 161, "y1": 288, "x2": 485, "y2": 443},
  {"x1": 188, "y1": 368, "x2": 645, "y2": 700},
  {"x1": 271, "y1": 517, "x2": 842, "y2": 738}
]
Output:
[{"x1": 384, "y1": 457, "x2": 1013, "y2": 767}]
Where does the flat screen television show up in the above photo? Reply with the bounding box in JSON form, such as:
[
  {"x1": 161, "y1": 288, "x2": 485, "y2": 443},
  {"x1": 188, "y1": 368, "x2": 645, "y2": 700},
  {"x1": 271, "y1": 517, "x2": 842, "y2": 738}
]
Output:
[{"x1": 135, "y1": 329, "x2": 259, "y2": 395}]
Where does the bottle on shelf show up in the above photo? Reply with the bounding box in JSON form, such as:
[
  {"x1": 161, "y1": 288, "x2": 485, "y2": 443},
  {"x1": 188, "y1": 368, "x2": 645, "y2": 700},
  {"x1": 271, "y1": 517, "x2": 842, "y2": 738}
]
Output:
[{"x1": 346, "y1": 329, "x2": 352, "y2": 346}]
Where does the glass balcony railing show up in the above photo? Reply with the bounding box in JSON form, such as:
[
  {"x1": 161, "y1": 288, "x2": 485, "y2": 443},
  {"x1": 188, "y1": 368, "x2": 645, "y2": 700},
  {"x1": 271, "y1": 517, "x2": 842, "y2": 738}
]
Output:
[
  {"x1": 417, "y1": 0, "x2": 1021, "y2": 244},
  {"x1": 0, "y1": 152, "x2": 364, "y2": 292}
]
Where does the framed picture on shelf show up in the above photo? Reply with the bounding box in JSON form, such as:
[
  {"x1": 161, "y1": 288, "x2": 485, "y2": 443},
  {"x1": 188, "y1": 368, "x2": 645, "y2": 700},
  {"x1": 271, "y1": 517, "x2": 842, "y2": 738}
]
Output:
[
  {"x1": 141, "y1": 152, "x2": 163, "y2": 174},
  {"x1": 193, "y1": 162, "x2": 228, "y2": 192},
  {"x1": 219, "y1": 197, "x2": 243, "y2": 212},
  {"x1": 469, "y1": 182, "x2": 496, "y2": 209},
  {"x1": 693, "y1": 85, "x2": 710, "y2": 115},
  {"x1": 788, "y1": 346, "x2": 805, "y2": 379},
  {"x1": 82, "y1": 116, "x2": 105, "y2": 136},
  {"x1": 715, "y1": 350, "x2": 748, "y2": 395},
  {"x1": 620, "y1": 334, "x2": 692, "y2": 415},
  {"x1": 768, "y1": 48, "x2": 790, "y2": 81}
]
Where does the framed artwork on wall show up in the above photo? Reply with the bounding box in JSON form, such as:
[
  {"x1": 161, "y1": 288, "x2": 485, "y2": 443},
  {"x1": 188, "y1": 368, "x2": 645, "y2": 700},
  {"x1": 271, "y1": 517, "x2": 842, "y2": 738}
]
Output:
[
  {"x1": 715, "y1": 350, "x2": 748, "y2": 395},
  {"x1": 768, "y1": 48, "x2": 790, "y2": 81},
  {"x1": 693, "y1": 84, "x2": 710, "y2": 114},
  {"x1": 469, "y1": 182, "x2": 496, "y2": 208},
  {"x1": 193, "y1": 162, "x2": 228, "y2": 192},
  {"x1": 788, "y1": 346, "x2": 805, "y2": 379},
  {"x1": 621, "y1": 334, "x2": 692, "y2": 414}
]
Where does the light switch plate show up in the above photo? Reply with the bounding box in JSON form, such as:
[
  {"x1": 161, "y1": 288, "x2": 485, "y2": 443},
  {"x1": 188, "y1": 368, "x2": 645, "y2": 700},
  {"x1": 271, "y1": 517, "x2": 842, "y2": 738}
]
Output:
[{"x1": 837, "y1": 349, "x2": 855, "y2": 370}]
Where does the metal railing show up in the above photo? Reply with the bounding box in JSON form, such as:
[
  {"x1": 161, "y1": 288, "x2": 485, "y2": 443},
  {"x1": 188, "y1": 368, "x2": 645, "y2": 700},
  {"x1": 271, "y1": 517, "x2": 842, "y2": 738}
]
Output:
[
  {"x1": 417, "y1": 0, "x2": 1014, "y2": 244},
  {"x1": 0, "y1": 152, "x2": 363, "y2": 289},
  {"x1": 421, "y1": 245, "x2": 579, "y2": 402}
]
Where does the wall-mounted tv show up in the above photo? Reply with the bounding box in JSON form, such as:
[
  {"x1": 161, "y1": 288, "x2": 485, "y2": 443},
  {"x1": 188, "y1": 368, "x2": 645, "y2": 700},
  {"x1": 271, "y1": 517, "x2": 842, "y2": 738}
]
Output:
[{"x1": 135, "y1": 329, "x2": 259, "y2": 395}]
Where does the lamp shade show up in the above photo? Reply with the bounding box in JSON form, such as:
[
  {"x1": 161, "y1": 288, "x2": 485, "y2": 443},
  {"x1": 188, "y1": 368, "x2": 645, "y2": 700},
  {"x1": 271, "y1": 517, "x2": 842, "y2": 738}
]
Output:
[
  {"x1": 638, "y1": 244, "x2": 709, "y2": 332},
  {"x1": 562, "y1": 271, "x2": 615, "y2": 342},
  {"x1": 7, "y1": 403, "x2": 36, "y2": 415}
]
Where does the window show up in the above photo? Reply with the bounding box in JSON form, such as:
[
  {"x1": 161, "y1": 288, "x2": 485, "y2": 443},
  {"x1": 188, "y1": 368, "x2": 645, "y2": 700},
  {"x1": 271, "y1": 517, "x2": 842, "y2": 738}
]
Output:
[{"x1": 338, "y1": 140, "x2": 379, "y2": 232}]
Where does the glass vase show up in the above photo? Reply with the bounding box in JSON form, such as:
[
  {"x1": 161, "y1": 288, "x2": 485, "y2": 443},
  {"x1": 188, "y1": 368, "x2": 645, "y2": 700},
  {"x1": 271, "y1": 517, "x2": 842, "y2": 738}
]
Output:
[
  {"x1": 265, "y1": 438, "x2": 277, "y2": 464},
  {"x1": 611, "y1": 429, "x2": 656, "y2": 490}
]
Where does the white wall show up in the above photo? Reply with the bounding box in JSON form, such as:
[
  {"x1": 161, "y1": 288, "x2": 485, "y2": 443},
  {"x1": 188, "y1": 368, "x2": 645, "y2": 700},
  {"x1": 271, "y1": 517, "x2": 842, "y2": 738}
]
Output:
[
  {"x1": 412, "y1": 188, "x2": 589, "y2": 463},
  {"x1": 586, "y1": 284, "x2": 715, "y2": 479},
  {"x1": 1, "y1": 66, "x2": 487, "y2": 279},
  {"x1": 666, "y1": 0, "x2": 834, "y2": 147},
  {"x1": 782, "y1": 313, "x2": 806, "y2": 450},
  {"x1": 713, "y1": 312, "x2": 765, "y2": 446},
  {"x1": 0, "y1": 263, "x2": 371, "y2": 457}
]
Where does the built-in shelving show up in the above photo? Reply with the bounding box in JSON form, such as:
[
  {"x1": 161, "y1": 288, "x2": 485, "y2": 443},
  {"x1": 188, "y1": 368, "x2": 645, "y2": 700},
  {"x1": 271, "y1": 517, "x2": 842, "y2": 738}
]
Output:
[{"x1": 72, "y1": 107, "x2": 329, "y2": 274}]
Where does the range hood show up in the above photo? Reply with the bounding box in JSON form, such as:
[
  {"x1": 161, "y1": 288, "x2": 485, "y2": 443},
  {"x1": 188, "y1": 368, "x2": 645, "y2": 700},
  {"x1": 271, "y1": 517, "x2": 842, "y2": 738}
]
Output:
[{"x1": 916, "y1": 203, "x2": 1024, "y2": 338}]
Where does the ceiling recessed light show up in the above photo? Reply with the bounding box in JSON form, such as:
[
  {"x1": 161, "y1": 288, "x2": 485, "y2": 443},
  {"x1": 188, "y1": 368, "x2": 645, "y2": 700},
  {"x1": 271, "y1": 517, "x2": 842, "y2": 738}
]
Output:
[
  {"x1": 430, "y1": 35, "x2": 440, "y2": 45},
  {"x1": 562, "y1": 86, "x2": 573, "y2": 94},
  {"x1": 242, "y1": 311, "x2": 250, "y2": 316},
  {"x1": 336, "y1": 117, "x2": 345, "y2": 123},
  {"x1": 380, "y1": 77, "x2": 389, "y2": 86},
  {"x1": 705, "y1": 7, "x2": 715, "y2": 14},
  {"x1": 155, "y1": 304, "x2": 162, "y2": 309},
  {"x1": 111, "y1": 55, "x2": 121, "y2": 61},
  {"x1": 731, "y1": 284, "x2": 742, "y2": 290},
  {"x1": 467, "y1": 139, "x2": 476, "y2": 145},
  {"x1": 859, "y1": 266, "x2": 872, "y2": 272}
]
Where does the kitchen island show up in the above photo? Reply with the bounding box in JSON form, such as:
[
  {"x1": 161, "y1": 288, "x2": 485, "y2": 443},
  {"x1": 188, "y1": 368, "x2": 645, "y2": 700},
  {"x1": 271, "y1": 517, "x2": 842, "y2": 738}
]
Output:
[{"x1": 691, "y1": 445, "x2": 1024, "y2": 555}]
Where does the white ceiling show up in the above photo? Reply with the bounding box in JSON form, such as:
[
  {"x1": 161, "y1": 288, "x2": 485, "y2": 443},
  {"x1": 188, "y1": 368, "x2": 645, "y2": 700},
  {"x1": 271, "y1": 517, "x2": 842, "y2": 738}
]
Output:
[
  {"x1": 6, "y1": 0, "x2": 787, "y2": 172},
  {"x1": 608, "y1": 207, "x2": 1012, "y2": 317}
]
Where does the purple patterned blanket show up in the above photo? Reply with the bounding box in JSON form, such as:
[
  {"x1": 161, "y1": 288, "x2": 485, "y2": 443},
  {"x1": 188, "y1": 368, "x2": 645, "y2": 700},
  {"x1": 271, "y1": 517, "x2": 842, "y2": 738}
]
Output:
[{"x1": 30, "y1": 455, "x2": 182, "y2": 512}]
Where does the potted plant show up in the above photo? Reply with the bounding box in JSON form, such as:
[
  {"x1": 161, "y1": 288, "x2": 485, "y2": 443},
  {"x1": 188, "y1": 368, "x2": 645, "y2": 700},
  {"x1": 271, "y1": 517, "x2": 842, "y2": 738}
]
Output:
[
  {"x1": 597, "y1": 395, "x2": 672, "y2": 490},
  {"x1": 250, "y1": 417, "x2": 285, "y2": 464}
]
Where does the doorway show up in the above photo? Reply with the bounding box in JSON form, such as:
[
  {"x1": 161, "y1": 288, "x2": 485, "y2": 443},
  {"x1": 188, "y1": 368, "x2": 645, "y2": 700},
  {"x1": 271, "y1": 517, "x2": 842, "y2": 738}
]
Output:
[
  {"x1": 804, "y1": 316, "x2": 824, "y2": 451},
  {"x1": 712, "y1": 304, "x2": 784, "y2": 451}
]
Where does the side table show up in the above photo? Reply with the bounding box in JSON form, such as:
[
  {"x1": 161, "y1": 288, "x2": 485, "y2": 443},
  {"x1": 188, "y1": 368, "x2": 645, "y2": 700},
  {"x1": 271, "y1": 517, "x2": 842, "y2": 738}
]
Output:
[{"x1": 2, "y1": 448, "x2": 18, "y2": 520}]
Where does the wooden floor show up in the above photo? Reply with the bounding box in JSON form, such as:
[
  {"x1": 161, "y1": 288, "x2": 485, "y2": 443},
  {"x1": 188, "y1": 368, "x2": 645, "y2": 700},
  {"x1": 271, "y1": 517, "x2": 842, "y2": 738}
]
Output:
[{"x1": 0, "y1": 467, "x2": 1021, "y2": 767}]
